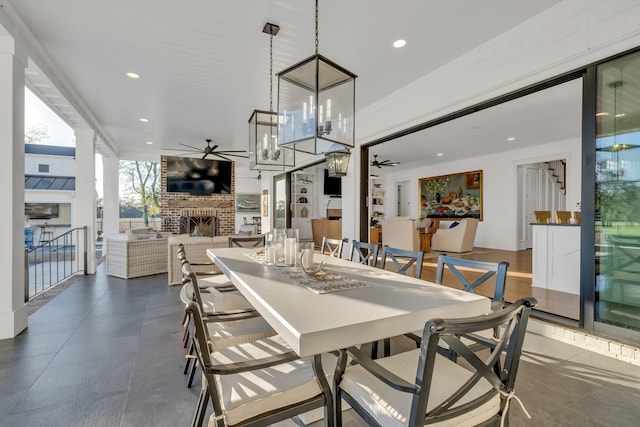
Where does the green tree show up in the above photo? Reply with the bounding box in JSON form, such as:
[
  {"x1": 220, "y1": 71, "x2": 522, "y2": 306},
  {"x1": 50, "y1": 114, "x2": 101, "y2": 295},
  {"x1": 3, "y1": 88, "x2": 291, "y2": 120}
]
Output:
[{"x1": 119, "y1": 160, "x2": 160, "y2": 226}]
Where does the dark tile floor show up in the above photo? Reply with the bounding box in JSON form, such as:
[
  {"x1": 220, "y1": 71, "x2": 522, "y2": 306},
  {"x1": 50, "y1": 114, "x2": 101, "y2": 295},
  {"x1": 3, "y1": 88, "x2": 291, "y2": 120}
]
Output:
[{"x1": 1, "y1": 262, "x2": 639, "y2": 426}]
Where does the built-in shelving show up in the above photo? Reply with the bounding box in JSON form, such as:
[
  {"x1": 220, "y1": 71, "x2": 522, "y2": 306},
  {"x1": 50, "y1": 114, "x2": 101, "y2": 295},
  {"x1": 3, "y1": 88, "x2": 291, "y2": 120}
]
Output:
[{"x1": 292, "y1": 172, "x2": 315, "y2": 239}]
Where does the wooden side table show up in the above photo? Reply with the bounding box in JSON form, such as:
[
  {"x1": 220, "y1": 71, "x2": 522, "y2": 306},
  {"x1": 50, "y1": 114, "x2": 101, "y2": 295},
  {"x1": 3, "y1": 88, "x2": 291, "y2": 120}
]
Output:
[{"x1": 419, "y1": 231, "x2": 432, "y2": 253}]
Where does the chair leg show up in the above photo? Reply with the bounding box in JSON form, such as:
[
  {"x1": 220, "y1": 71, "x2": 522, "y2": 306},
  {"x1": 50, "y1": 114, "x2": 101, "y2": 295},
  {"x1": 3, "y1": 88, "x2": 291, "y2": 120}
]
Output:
[
  {"x1": 184, "y1": 340, "x2": 195, "y2": 375},
  {"x1": 383, "y1": 338, "x2": 391, "y2": 357},
  {"x1": 370, "y1": 341, "x2": 379, "y2": 359},
  {"x1": 191, "y1": 388, "x2": 210, "y2": 427},
  {"x1": 188, "y1": 358, "x2": 199, "y2": 388}
]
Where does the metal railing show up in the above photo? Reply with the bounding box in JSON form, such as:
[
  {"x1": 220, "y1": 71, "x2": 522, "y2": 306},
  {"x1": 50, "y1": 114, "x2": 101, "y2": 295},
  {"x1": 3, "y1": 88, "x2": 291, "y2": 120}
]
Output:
[{"x1": 24, "y1": 226, "x2": 87, "y2": 302}]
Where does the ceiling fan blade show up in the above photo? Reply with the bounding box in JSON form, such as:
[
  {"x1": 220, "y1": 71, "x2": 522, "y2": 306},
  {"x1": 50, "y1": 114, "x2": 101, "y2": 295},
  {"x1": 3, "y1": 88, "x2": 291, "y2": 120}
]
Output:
[
  {"x1": 180, "y1": 143, "x2": 203, "y2": 151},
  {"x1": 210, "y1": 153, "x2": 233, "y2": 161},
  {"x1": 216, "y1": 150, "x2": 249, "y2": 154},
  {"x1": 217, "y1": 152, "x2": 249, "y2": 158}
]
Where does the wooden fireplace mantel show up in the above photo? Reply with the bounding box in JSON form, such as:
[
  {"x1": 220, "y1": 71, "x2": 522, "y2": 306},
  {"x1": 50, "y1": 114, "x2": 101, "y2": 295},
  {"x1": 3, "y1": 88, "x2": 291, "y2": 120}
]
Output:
[{"x1": 166, "y1": 199, "x2": 233, "y2": 208}]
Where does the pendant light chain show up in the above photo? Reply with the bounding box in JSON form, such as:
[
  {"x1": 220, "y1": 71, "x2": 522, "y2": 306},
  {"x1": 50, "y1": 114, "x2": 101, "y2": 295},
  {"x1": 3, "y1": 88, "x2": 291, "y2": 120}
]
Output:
[
  {"x1": 315, "y1": 0, "x2": 319, "y2": 54},
  {"x1": 269, "y1": 31, "x2": 273, "y2": 112}
]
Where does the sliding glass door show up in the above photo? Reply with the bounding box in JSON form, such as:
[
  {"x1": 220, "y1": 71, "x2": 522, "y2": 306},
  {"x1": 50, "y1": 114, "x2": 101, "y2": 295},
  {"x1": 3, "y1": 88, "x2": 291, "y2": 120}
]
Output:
[{"x1": 594, "y1": 51, "x2": 640, "y2": 333}]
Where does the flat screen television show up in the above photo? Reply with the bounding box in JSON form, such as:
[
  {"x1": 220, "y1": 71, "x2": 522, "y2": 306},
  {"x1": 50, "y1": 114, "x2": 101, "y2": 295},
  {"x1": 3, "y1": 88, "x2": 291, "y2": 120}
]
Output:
[
  {"x1": 166, "y1": 156, "x2": 232, "y2": 195},
  {"x1": 25, "y1": 203, "x2": 59, "y2": 219},
  {"x1": 323, "y1": 169, "x2": 342, "y2": 197}
]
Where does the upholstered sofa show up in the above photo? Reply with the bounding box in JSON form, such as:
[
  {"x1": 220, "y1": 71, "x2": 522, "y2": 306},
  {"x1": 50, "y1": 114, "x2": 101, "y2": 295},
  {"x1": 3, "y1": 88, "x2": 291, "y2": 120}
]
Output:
[
  {"x1": 381, "y1": 217, "x2": 420, "y2": 251},
  {"x1": 430, "y1": 218, "x2": 479, "y2": 253}
]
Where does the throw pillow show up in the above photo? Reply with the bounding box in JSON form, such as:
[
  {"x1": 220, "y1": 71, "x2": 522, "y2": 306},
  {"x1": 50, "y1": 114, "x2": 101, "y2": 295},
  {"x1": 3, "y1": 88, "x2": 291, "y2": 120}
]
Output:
[{"x1": 449, "y1": 221, "x2": 460, "y2": 228}]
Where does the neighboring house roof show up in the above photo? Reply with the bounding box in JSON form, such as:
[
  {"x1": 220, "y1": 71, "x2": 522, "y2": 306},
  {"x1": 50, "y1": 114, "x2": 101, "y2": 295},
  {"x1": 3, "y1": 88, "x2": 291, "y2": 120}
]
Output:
[
  {"x1": 25, "y1": 144, "x2": 75, "y2": 157},
  {"x1": 25, "y1": 175, "x2": 75, "y2": 191}
]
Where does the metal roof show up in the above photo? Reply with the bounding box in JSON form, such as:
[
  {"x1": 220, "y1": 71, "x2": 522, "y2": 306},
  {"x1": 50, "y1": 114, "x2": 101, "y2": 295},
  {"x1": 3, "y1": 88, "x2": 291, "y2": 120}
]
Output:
[
  {"x1": 25, "y1": 145, "x2": 75, "y2": 157},
  {"x1": 25, "y1": 175, "x2": 75, "y2": 191}
]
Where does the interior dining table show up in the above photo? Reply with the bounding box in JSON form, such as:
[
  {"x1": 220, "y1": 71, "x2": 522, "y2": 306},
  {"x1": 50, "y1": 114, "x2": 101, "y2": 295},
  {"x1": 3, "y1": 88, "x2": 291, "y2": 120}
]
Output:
[{"x1": 207, "y1": 247, "x2": 491, "y2": 357}]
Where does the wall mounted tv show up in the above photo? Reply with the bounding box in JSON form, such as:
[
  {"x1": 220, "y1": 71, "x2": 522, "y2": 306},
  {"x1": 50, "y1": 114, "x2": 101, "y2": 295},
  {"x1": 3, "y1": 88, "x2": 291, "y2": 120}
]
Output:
[
  {"x1": 323, "y1": 169, "x2": 342, "y2": 197},
  {"x1": 166, "y1": 156, "x2": 232, "y2": 195},
  {"x1": 25, "y1": 203, "x2": 59, "y2": 219}
]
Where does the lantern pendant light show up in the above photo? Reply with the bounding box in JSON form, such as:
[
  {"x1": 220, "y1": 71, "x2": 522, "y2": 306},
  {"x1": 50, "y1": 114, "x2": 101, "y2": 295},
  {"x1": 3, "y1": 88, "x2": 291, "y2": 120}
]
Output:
[
  {"x1": 277, "y1": 0, "x2": 357, "y2": 155},
  {"x1": 248, "y1": 23, "x2": 294, "y2": 171}
]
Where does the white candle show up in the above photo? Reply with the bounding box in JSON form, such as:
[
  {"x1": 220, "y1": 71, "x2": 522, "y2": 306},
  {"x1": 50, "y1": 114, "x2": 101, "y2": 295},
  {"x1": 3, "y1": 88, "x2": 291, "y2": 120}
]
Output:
[
  {"x1": 265, "y1": 246, "x2": 277, "y2": 264},
  {"x1": 319, "y1": 105, "x2": 323, "y2": 124},
  {"x1": 326, "y1": 99, "x2": 331, "y2": 120},
  {"x1": 301, "y1": 249, "x2": 314, "y2": 270},
  {"x1": 285, "y1": 238, "x2": 297, "y2": 265}
]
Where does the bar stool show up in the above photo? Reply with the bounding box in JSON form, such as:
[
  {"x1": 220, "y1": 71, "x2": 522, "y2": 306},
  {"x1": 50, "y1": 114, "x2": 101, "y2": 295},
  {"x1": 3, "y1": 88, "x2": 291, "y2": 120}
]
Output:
[{"x1": 39, "y1": 225, "x2": 54, "y2": 244}]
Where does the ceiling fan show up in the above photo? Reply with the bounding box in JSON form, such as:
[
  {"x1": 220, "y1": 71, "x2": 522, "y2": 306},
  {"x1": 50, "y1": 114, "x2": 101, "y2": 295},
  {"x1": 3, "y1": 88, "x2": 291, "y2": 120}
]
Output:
[
  {"x1": 171, "y1": 139, "x2": 249, "y2": 161},
  {"x1": 370, "y1": 154, "x2": 400, "y2": 168}
]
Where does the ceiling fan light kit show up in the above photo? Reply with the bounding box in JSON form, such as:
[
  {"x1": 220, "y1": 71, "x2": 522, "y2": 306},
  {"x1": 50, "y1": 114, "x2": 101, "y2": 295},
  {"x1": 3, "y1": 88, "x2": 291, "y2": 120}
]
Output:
[
  {"x1": 248, "y1": 22, "x2": 295, "y2": 171},
  {"x1": 277, "y1": 0, "x2": 357, "y2": 155}
]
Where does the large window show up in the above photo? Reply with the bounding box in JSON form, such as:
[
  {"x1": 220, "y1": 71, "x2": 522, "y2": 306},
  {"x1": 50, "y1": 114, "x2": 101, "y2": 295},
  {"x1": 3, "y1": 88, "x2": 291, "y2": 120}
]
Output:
[{"x1": 595, "y1": 51, "x2": 640, "y2": 332}]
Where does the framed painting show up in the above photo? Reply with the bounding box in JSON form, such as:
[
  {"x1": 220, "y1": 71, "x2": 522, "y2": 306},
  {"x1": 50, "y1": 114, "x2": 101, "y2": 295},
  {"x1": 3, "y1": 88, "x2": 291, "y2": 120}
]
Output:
[
  {"x1": 419, "y1": 170, "x2": 483, "y2": 220},
  {"x1": 261, "y1": 190, "x2": 269, "y2": 217},
  {"x1": 236, "y1": 193, "x2": 260, "y2": 213}
]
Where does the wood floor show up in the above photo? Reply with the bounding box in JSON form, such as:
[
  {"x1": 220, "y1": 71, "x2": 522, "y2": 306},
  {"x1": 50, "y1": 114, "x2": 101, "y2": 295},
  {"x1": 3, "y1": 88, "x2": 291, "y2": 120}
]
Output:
[{"x1": 417, "y1": 248, "x2": 580, "y2": 320}]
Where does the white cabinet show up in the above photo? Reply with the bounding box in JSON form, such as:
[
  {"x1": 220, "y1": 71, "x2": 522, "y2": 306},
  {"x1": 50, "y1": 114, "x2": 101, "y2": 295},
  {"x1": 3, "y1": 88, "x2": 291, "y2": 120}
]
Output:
[
  {"x1": 531, "y1": 224, "x2": 580, "y2": 295},
  {"x1": 292, "y1": 173, "x2": 314, "y2": 239}
]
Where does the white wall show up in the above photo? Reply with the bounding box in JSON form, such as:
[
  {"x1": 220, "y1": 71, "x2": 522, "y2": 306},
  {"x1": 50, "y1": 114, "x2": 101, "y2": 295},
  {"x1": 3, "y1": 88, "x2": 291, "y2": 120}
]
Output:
[
  {"x1": 25, "y1": 153, "x2": 75, "y2": 175},
  {"x1": 380, "y1": 138, "x2": 581, "y2": 251}
]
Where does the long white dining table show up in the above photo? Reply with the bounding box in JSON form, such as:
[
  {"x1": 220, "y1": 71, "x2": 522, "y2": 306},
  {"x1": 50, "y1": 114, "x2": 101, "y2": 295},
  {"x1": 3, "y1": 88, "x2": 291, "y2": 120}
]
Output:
[{"x1": 207, "y1": 247, "x2": 491, "y2": 357}]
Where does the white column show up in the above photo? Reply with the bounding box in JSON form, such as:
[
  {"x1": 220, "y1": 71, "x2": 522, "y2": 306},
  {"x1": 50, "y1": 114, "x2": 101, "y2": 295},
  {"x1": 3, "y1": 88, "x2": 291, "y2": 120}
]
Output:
[
  {"x1": 74, "y1": 127, "x2": 97, "y2": 274},
  {"x1": 0, "y1": 28, "x2": 28, "y2": 338},
  {"x1": 101, "y1": 154, "x2": 120, "y2": 252}
]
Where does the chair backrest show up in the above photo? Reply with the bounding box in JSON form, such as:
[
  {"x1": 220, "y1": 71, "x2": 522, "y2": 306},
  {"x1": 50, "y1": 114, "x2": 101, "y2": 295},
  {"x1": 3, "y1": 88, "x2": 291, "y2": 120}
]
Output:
[
  {"x1": 435, "y1": 254, "x2": 508, "y2": 306},
  {"x1": 573, "y1": 211, "x2": 581, "y2": 224},
  {"x1": 321, "y1": 237, "x2": 344, "y2": 258},
  {"x1": 380, "y1": 245, "x2": 424, "y2": 278},
  {"x1": 555, "y1": 210, "x2": 572, "y2": 224},
  {"x1": 228, "y1": 235, "x2": 265, "y2": 248},
  {"x1": 349, "y1": 240, "x2": 379, "y2": 267},
  {"x1": 534, "y1": 210, "x2": 551, "y2": 224},
  {"x1": 185, "y1": 301, "x2": 331, "y2": 427},
  {"x1": 413, "y1": 298, "x2": 536, "y2": 425},
  {"x1": 181, "y1": 263, "x2": 204, "y2": 312}
]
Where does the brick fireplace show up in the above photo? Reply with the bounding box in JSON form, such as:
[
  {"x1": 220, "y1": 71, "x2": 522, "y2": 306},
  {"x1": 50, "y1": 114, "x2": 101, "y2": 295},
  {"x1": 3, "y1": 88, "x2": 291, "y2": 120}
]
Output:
[{"x1": 160, "y1": 156, "x2": 236, "y2": 235}]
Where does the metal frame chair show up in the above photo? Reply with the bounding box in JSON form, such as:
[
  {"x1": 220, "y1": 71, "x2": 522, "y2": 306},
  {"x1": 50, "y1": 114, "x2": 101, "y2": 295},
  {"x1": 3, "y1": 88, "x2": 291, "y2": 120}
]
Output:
[
  {"x1": 186, "y1": 302, "x2": 334, "y2": 427},
  {"x1": 321, "y1": 237, "x2": 344, "y2": 258},
  {"x1": 436, "y1": 254, "x2": 508, "y2": 312},
  {"x1": 181, "y1": 264, "x2": 275, "y2": 388},
  {"x1": 373, "y1": 246, "x2": 425, "y2": 358},
  {"x1": 228, "y1": 234, "x2": 265, "y2": 248},
  {"x1": 380, "y1": 245, "x2": 424, "y2": 278},
  {"x1": 349, "y1": 240, "x2": 379, "y2": 267},
  {"x1": 335, "y1": 298, "x2": 536, "y2": 427},
  {"x1": 429, "y1": 254, "x2": 510, "y2": 360}
]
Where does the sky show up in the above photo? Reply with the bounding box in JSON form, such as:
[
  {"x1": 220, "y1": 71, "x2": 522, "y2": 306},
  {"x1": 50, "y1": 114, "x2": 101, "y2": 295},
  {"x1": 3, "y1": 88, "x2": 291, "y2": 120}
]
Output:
[{"x1": 25, "y1": 88, "x2": 104, "y2": 197}]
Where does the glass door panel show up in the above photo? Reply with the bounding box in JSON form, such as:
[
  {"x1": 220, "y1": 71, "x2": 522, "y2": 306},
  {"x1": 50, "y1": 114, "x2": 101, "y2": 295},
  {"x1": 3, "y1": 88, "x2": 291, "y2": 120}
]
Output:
[{"x1": 595, "y1": 52, "x2": 640, "y2": 332}]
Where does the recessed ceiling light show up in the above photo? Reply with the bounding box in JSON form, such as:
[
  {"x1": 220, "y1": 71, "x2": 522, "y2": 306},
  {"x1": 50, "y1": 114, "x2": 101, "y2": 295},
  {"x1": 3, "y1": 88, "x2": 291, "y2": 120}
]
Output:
[
  {"x1": 615, "y1": 113, "x2": 626, "y2": 118},
  {"x1": 126, "y1": 72, "x2": 140, "y2": 79},
  {"x1": 393, "y1": 39, "x2": 406, "y2": 48},
  {"x1": 595, "y1": 112, "x2": 609, "y2": 117},
  {"x1": 437, "y1": 153, "x2": 443, "y2": 157},
  {"x1": 145, "y1": 141, "x2": 153, "y2": 145},
  {"x1": 507, "y1": 137, "x2": 516, "y2": 141},
  {"x1": 139, "y1": 118, "x2": 149, "y2": 122}
]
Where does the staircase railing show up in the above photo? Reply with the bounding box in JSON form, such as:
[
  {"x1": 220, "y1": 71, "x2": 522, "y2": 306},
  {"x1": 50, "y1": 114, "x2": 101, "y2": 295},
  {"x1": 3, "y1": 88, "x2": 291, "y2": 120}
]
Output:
[{"x1": 24, "y1": 226, "x2": 87, "y2": 302}]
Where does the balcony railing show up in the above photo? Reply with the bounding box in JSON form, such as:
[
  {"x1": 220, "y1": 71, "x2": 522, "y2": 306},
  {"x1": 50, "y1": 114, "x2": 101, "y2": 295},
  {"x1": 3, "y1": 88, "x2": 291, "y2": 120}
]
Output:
[{"x1": 24, "y1": 226, "x2": 87, "y2": 301}]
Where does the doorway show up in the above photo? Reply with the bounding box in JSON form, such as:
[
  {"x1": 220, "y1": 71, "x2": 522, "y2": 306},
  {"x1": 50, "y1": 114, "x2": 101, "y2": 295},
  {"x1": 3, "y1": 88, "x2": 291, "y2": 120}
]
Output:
[{"x1": 396, "y1": 181, "x2": 411, "y2": 217}]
